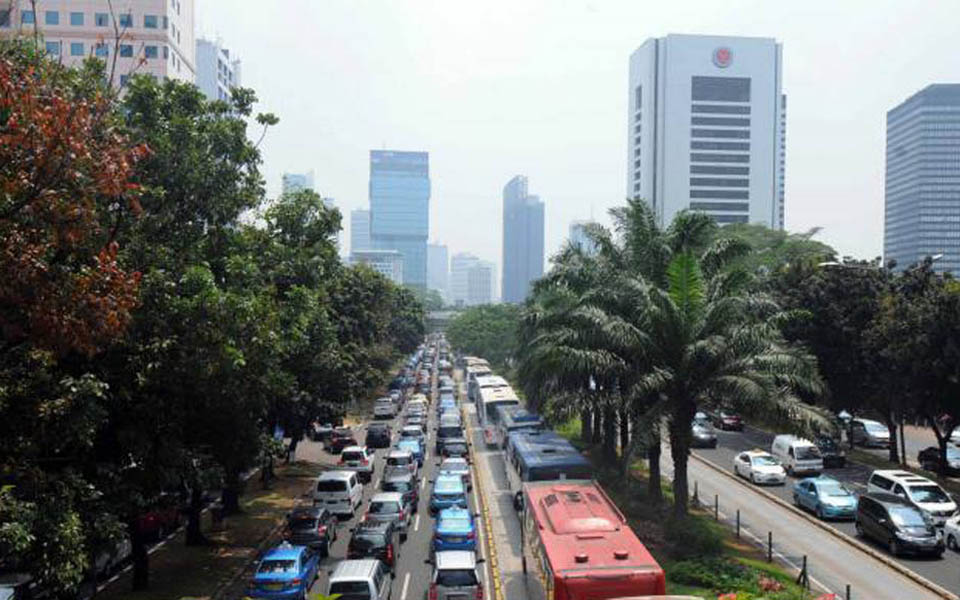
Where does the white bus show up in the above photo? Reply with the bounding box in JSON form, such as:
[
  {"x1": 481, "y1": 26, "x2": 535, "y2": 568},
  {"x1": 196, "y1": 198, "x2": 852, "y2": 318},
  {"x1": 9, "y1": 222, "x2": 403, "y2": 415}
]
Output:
[
  {"x1": 464, "y1": 366, "x2": 493, "y2": 402},
  {"x1": 469, "y1": 374, "x2": 510, "y2": 405},
  {"x1": 478, "y1": 384, "x2": 520, "y2": 445}
]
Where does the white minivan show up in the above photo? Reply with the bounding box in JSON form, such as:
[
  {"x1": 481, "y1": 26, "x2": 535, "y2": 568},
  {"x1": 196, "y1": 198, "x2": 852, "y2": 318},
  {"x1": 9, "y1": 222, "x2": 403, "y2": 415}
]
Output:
[
  {"x1": 327, "y1": 559, "x2": 393, "y2": 600},
  {"x1": 867, "y1": 470, "x2": 958, "y2": 527},
  {"x1": 314, "y1": 470, "x2": 363, "y2": 517},
  {"x1": 771, "y1": 435, "x2": 823, "y2": 476}
]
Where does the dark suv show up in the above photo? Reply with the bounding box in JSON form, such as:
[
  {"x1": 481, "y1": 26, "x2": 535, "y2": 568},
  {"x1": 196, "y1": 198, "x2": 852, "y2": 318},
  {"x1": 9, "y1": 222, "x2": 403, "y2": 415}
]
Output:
[
  {"x1": 365, "y1": 423, "x2": 393, "y2": 449},
  {"x1": 382, "y1": 467, "x2": 419, "y2": 513},
  {"x1": 855, "y1": 493, "x2": 944, "y2": 558},
  {"x1": 326, "y1": 427, "x2": 356, "y2": 454},
  {"x1": 347, "y1": 520, "x2": 401, "y2": 571},
  {"x1": 282, "y1": 506, "x2": 338, "y2": 556},
  {"x1": 815, "y1": 436, "x2": 846, "y2": 468}
]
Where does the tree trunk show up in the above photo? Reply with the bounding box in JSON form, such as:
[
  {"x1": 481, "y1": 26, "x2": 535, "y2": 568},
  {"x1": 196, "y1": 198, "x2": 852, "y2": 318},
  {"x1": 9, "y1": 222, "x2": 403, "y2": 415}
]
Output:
[
  {"x1": 930, "y1": 418, "x2": 952, "y2": 479},
  {"x1": 221, "y1": 471, "x2": 242, "y2": 515},
  {"x1": 185, "y1": 486, "x2": 207, "y2": 546},
  {"x1": 619, "y1": 408, "x2": 630, "y2": 461},
  {"x1": 885, "y1": 414, "x2": 900, "y2": 464},
  {"x1": 603, "y1": 406, "x2": 616, "y2": 464},
  {"x1": 592, "y1": 407, "x2": 602, "y2": 446},
  {"x1": 647, "y1": 431, "x2": 663, "y2": 506},
  {"x1": 580, "y1": 409, "x2": 592, "y2": 445},
  {"x1": 129, "y1": 522, "x2": 149, "y2": 590},
  {"x1": 670, "y1": 430, "x2": 690, "y2": 518}
]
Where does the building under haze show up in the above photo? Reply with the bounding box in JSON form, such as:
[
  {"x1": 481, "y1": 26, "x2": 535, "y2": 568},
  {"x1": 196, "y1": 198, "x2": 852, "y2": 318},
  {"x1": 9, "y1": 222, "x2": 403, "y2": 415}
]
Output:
[
  {"x1": 568, "y1": 220, "x2": 598, "y2": 255},
  {"x1": 466, "y1": 260, "x2": 495, "y2": 306},
  {"x1": 349, "y1": 249, "x2": 403, "y2": 285},
  {"x1": 502, "y1": 176, "x2": 545, "y2": 303},
  {"x1": 450, "y1": 252, "x2": 478, "y2": 307},
  {"x1": 282, "y1": 171, "x2": 315, "y2": 194},
  {"x1": 350, "y1": 209, "x2": 371, "y2": 253},
  {"x1": 427, "y1": 243, "x2": 449, "y2": 301},
  {"x1": 196, "y1": 37, "x2": 241, "y2": 102},
  {"x1": 1, "y1": 0, "x2": 195, "y2": 85},
  {"x1": 885, "y1": 84, "x2": 960, "y2": 274},
  {"x1": 369, "y1": 151, "x2": 430, "y2": 289},
  {"x1": 627, "y1": 34, "x2": 785, "y2": 229}
]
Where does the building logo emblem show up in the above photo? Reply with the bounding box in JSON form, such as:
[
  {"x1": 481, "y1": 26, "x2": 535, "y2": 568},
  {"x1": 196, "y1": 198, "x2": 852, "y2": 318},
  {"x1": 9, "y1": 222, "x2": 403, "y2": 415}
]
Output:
[{"x1": 713, "y1": 47, "x2": 732, "y2": 68}]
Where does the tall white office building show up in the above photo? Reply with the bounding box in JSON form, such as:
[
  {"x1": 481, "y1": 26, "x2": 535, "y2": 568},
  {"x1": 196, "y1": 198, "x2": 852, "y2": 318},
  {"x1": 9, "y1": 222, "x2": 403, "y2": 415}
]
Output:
[
  {"x1": 450, "y1": 252, "x2": 478, "y2": 307},
  {"x1": 627, "y1": 34, "x2": 785, "y2": 229},
  {"x1": 466, "y1": 260, "x2": 495, "y2": 306},
  {"x1": 196, "y1": 38, "x2": 241, "y2": 102}
]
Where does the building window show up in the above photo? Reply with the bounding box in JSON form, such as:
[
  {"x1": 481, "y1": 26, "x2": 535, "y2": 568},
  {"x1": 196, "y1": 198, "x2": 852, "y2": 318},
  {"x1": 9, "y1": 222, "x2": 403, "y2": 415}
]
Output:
[
  {"x1": 70, "y1": 42, "x2": 84, "y2": 56},
  {"x1": 94, "y1": 43, "x2": 108, "y2": 57},
  {"x1": 95, "y1": 13, "x2": 109, "y2": 26},
  {"x1": 692, "y1": 104, "x2": 751, "y2": 114},
  {"x1": 144, "y1": 46, "x2": 158, "y2": 59},
  {"x1": 144, "y1": 14, "x2": 158, "y2": 28},
  {"x1": 45, "y1": 41, "x2": 60, "y2": 55},
  {"x1": 45, "y1": 11, "x2": 59, "y2": 25},
  {"x1": 0, "y1": 9, "x2": 10, "y2": 27},
  {"x1": 690, "y1": 177, "x2": 749, "y2": 188},
  {"x1": 690, "y1": 189, "x2": 749, "y2": 199},
  {"x1": 70, "y1": 12, "x2": 83, "y2": 25},
  {"x1": 691, "y1": 128, "x2": 751, "y2": 139},
  {"x1": 690, "y1": 153, "x2": 750, "y2": 163},
  {"x1": 690, "y1": 141, "x2": 750, "y2": 151},
  {"x1": 118, "y1": 13, "x2": 132, "y2": 28},
  {"x1": 691, "y1": 76, "x2": 751, "y2": 102},
  {"x1": 690, "y1": 165, "x2": 750, "y2": 176},
  {"x1": 22, "y1": 10, "x2": 35, "y2": 24},
  {"x1": 162, "y1": 16, "x2": 168, "y2": 29},
  {"x1": 713, "y1": 214, "x2": 749, "y2": 224},
  {"x1": 163, "y1": 45, "x2": 169, "y2": 59},
  {"x1": 690, "y1": 202, "x2": 749, "y2": 212},
  {"x1": 635, "y1": 85, "x2": 642, "y2": 111},
  {"x1": 120, "y1": 75, "x2": 129, "y2": 87},
  {"x1": 691, "y1": 116, "x2": 750, "y2": 127},
  {"x1": 634, "y1": 183, "x2": 640, "y2": 192},
  {"x1": 119, "y1": 44, "x2": 133, "y2": 57}
]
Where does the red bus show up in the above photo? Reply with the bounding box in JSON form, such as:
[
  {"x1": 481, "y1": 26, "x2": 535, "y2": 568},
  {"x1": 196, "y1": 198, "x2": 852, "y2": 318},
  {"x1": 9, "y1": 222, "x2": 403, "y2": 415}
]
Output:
[{"x1": 522, "y1": 481, "x2": 666, "y2": 600}]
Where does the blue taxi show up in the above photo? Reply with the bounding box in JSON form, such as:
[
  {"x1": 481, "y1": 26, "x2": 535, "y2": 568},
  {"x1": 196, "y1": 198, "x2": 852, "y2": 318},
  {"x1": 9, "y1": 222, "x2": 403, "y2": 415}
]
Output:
[
  {"x1": 430, "y1": 473, "x2": 468, "y2": 515},
  {"x1": 433, "y1": 506, "x2": 477, "y2": 553},
  {"x1": 246, "y1": 542, "x2": 319, "y2": 598},
  {"x1": 396, "y1": 439, "x2": 424, "y2": 467}
]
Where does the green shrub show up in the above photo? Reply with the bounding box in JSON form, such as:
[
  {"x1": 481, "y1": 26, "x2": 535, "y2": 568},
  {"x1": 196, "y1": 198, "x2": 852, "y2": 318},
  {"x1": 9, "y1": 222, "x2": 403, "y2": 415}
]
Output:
[
  {"x1": 664, "y1": 515, "x2": 725, "y2": 559},
  {"x1": 668, "y1": 557, "x2": 754, "y2": 592}
]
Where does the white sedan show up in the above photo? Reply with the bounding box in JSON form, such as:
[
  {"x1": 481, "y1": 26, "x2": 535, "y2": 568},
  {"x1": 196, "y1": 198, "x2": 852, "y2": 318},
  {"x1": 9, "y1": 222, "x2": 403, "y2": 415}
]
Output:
[
  {"x1": 945, "y1": 515, "x2": 960, "y2": 552},
  {"x1": 733, "y1": 450, "x2": 787, "y2": 485}
]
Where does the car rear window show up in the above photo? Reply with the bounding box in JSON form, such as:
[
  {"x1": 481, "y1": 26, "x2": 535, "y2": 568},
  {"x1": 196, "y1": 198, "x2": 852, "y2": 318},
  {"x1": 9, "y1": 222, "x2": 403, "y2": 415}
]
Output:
[
  {"x1": 383, "y1": 481, "x2": 412, "y2": 493},
  {"x1": 258, "y1": 559, "x2": 297, "y2": 574},
  {"x1": 342, "y1": 451, "x2": 365, "y2": 461},
  {"x1": 289, "y1": 516, "x2": 318, "y2": 531},
  {"x1": 329, "y1": 581, "x2": 372, "y2": 599},
  {"x1": 438, "y1": 426, "x2": 462, "y2": 438},
  {"x1": 437, "y1": 569, "x2": 478, "y2": 587},
  {"x1": 369, "y1": 501, "x2": 400, "y2": 514},
  {"x1": 388, "y1": 455, "x2": 411, "y2": 465},
  {"x1": 317, "y1": 480, "x2": 347, "y2": 492}
]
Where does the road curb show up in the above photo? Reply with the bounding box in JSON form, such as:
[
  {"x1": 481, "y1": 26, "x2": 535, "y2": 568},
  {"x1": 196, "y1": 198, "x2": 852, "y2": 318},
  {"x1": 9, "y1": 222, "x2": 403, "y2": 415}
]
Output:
[{"x1": 690, "y1": 452, "x2": 959, "y2": 600}]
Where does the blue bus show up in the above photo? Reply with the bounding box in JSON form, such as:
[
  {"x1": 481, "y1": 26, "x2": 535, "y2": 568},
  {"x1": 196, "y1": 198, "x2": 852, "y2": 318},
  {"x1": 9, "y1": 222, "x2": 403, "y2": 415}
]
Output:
[
  {"x1": 504, "y1": 430, "x2": 592, "y2": 508},
  {"x1": 494, "y1": 406, "x2": 544, "y2": 449}
]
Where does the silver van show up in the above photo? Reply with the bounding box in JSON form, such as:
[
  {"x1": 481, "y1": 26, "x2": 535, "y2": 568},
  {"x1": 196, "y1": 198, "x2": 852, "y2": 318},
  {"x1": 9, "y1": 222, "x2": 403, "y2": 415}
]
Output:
[
  {"x1": 327, "y1": 559, "x2": 393, "y2": 600},
  {"x1": 427, "y1": 550, "x2": 484, "y2": 600},
  {"x1": 314, "y1": 470, "x2": 363, "y2": 517},
  {"x1": 851, "y1": 418, "x2": 890, "y2": 448}
]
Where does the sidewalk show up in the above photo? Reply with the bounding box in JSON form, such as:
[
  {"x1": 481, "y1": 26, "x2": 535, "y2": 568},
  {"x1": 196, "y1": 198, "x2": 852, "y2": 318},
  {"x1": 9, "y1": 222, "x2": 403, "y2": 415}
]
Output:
[{"x1": 98, "y1": 441, "x2": 330, "y2": 600}]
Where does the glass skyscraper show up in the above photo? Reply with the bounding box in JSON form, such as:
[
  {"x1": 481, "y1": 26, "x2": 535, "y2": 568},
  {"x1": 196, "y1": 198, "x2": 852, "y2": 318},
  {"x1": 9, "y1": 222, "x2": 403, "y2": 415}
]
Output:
[
  {"x1": 369, "y1": 150, "x2": 430, "y2": 288},
  {"x1": 885, "y1": 84, "x2": 960, "y2": 274},
  {"x1": 501, "y1": 175, "x2": 544, "y2": 303}
]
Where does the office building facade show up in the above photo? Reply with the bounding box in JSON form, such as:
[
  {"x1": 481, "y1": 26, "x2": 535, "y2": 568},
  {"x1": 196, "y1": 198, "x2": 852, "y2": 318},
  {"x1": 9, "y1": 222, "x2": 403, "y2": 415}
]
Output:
[
  {"x1": 466, "y1": 260, "x2": 495, "y2": 306},
  {"x1": 568, "y1": 220, "x2": 598, "y2": 255},
  {"x1": 350, "y1": 209, "x2": 371, "y2": 253},
  {"x1": 502, "y1": 175, "x2": 545, "y2": 303},
  {"x1": 282, "y1": 171, "x2": 315, "y2": 194},
  {"x1": 350, "y1": 250, "x2": 403, "y2": 285},
  {"x1": 1, "y1": 0, "x2": 195, "y2": 85},
  {"x1": 427, "y1": 243, "x2": 449, "y2": 300},
  {"x1": 196, "y1": 38, "x2": 240, "y2": 102},
  {"x1": 450, "y1": 252, "x2": 478, "y2": 307},
  {"x1": 369, "y1": 150, "x2": 430, "y2": 289},
  {"x1": 885, "y1": 84, "x2": 960, "y2": 274},
  {"x1": 627, "y1": 34, "x2": 785, "y2": 229}
]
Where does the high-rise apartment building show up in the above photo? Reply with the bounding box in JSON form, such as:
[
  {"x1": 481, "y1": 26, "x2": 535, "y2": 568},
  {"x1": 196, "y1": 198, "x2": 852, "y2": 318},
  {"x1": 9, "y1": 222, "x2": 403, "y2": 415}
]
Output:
[
  {"x1": 282, "y1": 171, "x2": 315, "y2": 194},
  {"x1": 369, "y1": 150, "x2": 430, "y2": 289},
  {"x1": 196, "y1": 38, "x2": 240, "y2": 102},
  {"x1": 350, "y1": 209, "x2": 371, "y2": 253},
  {"x1": 1, "y1": 0, "x2": 195, "y2": 85},
  {"x1": 502, "y1": 175, "x2": 544, "y2": 303},
  {"x1": 349, "y1": 250, "x2": 403, "y2": 285},
  {"x1": 627, "y1": 34, "x2": 785, "y2": 229},
  {"x1": 885, "y1": 84, "x2": 960, "y2": 274},
  {"x1": 427, "y1": 243, "x2": 449, "y2": 301},
  {"x1": 568, "y1": 220, "x2": 598, "y2": 255},
  {"x1": 466, "y1": 260, "x2": 495, "y2": 306},
  {"x1": 450, "y1": 252, "x2": 479, "y2": 307}
]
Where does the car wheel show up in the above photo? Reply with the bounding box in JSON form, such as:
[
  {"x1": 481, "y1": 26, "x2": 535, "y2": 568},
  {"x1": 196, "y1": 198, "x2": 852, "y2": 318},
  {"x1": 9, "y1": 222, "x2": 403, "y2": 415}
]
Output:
[
  {"x1": 750, "y1": 473, "x2": 757, "y2": 484},
  {"x1": 948, "y1": 534, "x2": 957, "y2": 551},
  {"x1": 889, "y1": 538, "x2": 900, "y2": 557},
  {"x1": 816, "y1": 505, "x2": 824, "y2": 520}
]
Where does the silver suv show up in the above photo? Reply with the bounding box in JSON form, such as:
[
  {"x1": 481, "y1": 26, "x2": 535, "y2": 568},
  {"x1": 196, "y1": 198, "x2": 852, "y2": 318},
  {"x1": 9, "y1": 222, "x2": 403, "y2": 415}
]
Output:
[
  {"x1": 364, "y1": 492, "x2": 411, "y2": 541},
  {"x1": 427, "y1": 550, "x2": 484, "y2": 600}
]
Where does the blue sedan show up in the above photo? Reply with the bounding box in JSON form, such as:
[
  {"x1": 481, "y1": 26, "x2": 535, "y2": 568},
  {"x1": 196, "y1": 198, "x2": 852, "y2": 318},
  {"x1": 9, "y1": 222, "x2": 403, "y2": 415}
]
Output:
[
  {"x1": 434, "y1": 506, "x2": 477, "y2": 554},
  {"x1": 430, "y1": 473, "x2": 468, "y2": 515},
  {"x1": 396, "y1": 439, "x2": 424, "y2": 467},
  {"x1": 792, "y1": 476, "x2": 857, "y2": 520},
  {"x1": 247, "y1": 543, "x2": 319, "y2": 598}
]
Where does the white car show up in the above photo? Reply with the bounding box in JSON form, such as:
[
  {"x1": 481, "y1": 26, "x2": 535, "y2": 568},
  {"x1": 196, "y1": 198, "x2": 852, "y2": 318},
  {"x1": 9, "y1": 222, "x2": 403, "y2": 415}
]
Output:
[
  {"x1": 945, "y1": 515, "x2": 960, "y2": 552},
  {"x1": 373, "y1": 398, "x2": 396, "y2": 419},
  {"x1": 733, "y1": 450, "x2": 787, "y2": 485},
  {"x1": 339, "y1": 446, "x2": 375, "y2": 483}
]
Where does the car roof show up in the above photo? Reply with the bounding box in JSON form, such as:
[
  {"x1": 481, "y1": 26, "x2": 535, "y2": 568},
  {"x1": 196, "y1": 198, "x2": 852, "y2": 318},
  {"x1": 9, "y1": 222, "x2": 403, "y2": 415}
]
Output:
[
  {"x1": 367, "y1": 422, "x2": 391, "y2": 430},
  {"x1": 330, "y1": 559, "x2": 381, "y2": 581},
  {"x1": 355, "y1": 520, "x2": 392, "y2": 534},
  {"x1": 289, "y1": 506, "x2": 328, "y2": 518},
  {"x1": 397, "y1": 439, "x2": 420, "y2": 449},
  {"x1": 744, "y1": 449, "x2": 774, "y2": 457},
  {"x1": 263, "y1": 543, "x2": 304, "y2": 560},
  {"x1": 341, "y1": 445, "x2": 366, "y2": 453},
  {"x1": 318, "y1": 470, "x2": 356, "y2": 481},
  {"x1": 873, "y1": 470, "x2": 937, "y2": 485},
  {"x1": 402, "y1": 425, "x2": 422, "y2": 431},
  {"x1": 440, "y1": 458, "x2": 468, "y2": 467},
  {"x1": 387, "y1": 449, "x2": 413, "y2": 458},
  {"x1": 371, "y1": 492, "x2": 404, "y2": 503},
  {"x1": 435, "y1": 550, "x2": 477, "y2": 569},
  {"x1": 383, "y1": 468, "x2": 414, "y2": 482},
  {"x1": 435, "y1": 474, "x2": 465, "y2": 488},
  {"x1": 442, "y1": 437, "x2": 468, "y2": 444},
  {"x1": 866, "y1": 492, "x2": 916, "y2": 508}
]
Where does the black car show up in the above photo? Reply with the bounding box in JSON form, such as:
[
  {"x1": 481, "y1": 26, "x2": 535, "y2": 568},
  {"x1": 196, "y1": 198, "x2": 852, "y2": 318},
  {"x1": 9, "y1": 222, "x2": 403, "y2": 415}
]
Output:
[
  {"x1": 347, "y1": 521, "x2": 400, "y2": 570},
  {"x1": 326, "y1": 428, "x2": 356, "y2": 454},
  {"x1": 435, "y1": 422, "x2": 464, "y2": 453},
  {"x1": 282, "y1": 506, "x2": 338, "y2": 556},
  {"x1": 709, "y1": 408, "x2": 744, "y2": 431},
  {"x1": 918, "y1": 446, "x2": 960, "y2": 476},
  {"x1": 439, "y1": 437, "x2": 469, "y2": 459},
  {"x1": 815, "y1": 436, "x2": 847, "y2": 468},
  {"x1": 381, "y1": 467, "x2": 419, "y2": 513},
  {"x1": 855, "y1": 492, "x2": 944, "y2": 557},
  {"x1": 365, "y1": 423, "x2": 393, "y2": 449}
]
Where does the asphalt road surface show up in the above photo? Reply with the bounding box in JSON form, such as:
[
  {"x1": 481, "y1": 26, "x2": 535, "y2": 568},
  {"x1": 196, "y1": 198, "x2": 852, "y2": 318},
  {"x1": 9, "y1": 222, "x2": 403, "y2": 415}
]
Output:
[{"x1": 688, "y1": 425, "x2": 960, "y2": 597}]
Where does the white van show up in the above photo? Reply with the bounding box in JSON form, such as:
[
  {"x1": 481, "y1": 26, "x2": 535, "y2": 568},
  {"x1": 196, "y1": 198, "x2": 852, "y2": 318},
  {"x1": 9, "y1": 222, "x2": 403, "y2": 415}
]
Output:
[
  {"x1": 373, "y1": 398, "x2": 397, "y2": 419},
  {"x1": 327, "y1": 559, "x2": 393, "y2": 600},
  {"x1": 314, "y1": 470, "x2": 363, "y2": 517},
  {"x1": 771, "y1": 435, "x2": 823, "y2": 476},
  {"x1": 867, "y1": 470, "x2": 958, "y2": 527}
]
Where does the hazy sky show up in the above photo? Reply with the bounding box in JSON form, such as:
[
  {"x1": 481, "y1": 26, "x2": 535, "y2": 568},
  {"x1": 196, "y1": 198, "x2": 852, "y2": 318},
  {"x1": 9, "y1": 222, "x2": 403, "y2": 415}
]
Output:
[{"x1": 197, "y1": 0, "x2": 960, "y2": 274}]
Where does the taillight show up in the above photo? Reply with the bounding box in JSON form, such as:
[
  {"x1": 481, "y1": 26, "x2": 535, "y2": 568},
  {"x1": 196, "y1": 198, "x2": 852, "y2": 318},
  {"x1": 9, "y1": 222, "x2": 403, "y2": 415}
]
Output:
[
  {"x1": 386, "y1": 543, "x2": 394, "y2": 565},
  {"x1": 428, "y1": 583, "x2": 438, "y2": 600},
  {"x1": 318, "y1": 524, "x2": 327, "y2": 535},
  {"x1": 361, "y1": 458, "x2": 369, "y2": 466},
  {"x1": 467, "y1": 530, "x2": 476, "y2": 540},
  {"x1": 290, "y1": 578, "x2": 302, "y2": 588},
  {"x1": 475, "y1": 585, "x2": 484, "y2": 599}
]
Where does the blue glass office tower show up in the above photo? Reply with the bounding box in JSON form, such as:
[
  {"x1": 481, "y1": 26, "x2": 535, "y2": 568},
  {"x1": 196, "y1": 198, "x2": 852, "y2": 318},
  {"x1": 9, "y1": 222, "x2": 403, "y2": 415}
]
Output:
[
  {"x1": 502, "y1": 175, "x2": 545, "y2": 303},
  {"x1": 369, "y1": 150, "x2": 430, "y2": 288}
]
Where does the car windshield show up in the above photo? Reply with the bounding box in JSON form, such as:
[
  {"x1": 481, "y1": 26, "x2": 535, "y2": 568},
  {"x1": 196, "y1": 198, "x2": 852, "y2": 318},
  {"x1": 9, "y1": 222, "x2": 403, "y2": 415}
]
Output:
[
  {"x1": 795, "y1": 446, "x2": 821, "y2": 460},
  {"x1": 369, "y1": 501, "x2": 400, "y2": 514},
  {"x1": 909, "y1": 485, "x2": 952, "y2": 504},
  {"x1": 817, "y1": 482, "x2": 851, "y2": 497},
  {"x1": 889, "y1": 507, "x2": 928, "y2": 527},
  {"x1": 445, "y1": 443, "x2": 468, "y2": 454},
  {"x1": 752, "y1": 456, "x2": 779, "y2": 466},
  {"x1": 288, "y1": 516, "x2": 319, "y2": 531},
  {"x1": 818, "y1": 438, "x2": 838, "y2": 451},
  {"x1": 317, "y1": 480, "x2": 347, "y2": 492},
  {"x1": 258, "y1": 559, "x2": 297, "y2": 574},
  {"x1": 388, "y1": 456, "x2": 411, "y2": 465},
  {"x1": 329, "y1": 581, "x2": 372, "y2": 600},
  {"x1": 352, "y1": 531, "x2": 386, "y2": 547},
  {"x1": 441, "y1": 462, "x2": 467, "y2": 473},
  {"x1": 864, "y1": 422, "x2": 887, "y2": 434},
  {"x1": 437, "y1": 569, "x2": 478, "y2": 587},
  {"x1": 398, "y1": 442, "x2": 419, "y2": 453},
  {"x1": 947, "y1": 448, "x2": 960, "y2": 460},
  {"x1": 402, "y1": 429, "x2": 419, "y2": 436},
  {"x1": 440, "y1": 518, "x2": 471, "y2": 531}
]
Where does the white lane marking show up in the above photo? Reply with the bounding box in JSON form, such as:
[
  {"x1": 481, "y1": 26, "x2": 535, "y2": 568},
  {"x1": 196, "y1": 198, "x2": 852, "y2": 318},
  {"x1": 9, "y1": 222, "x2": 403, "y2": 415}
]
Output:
[
  {"x1": 400, "y1": 571, "x2": 411, "y2": 600},
  {"x1": 421, "y1": 477, "x2": 427, "y2": 491},
  {"x1": 414, "y1": 514, "x2": 421, "y2": 531},
  {"x1": 468, "y1": 453, "x2": 491, "y2": 600}
]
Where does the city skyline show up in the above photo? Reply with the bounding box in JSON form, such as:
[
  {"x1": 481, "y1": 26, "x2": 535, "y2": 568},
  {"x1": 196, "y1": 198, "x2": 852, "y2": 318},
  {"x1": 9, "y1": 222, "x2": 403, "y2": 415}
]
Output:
[
  {"x1": 501, "y1": 175, "x2": 544, "y2": 303},
  {"x1": 195, "y1": 1, "x2": 960, "y2": 279}
]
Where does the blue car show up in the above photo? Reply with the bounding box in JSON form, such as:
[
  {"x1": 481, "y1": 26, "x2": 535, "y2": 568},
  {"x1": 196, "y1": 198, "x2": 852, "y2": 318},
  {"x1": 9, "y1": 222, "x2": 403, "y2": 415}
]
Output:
[
  {"x1": 247, "y1": 542, "x2": 319, "y2": 598},
  {"x1": 397, "y1": 439, "x2": 424, "y2": 467},
  {"x1": 792, "y1": 476, "x2": 857, "y2": 520},
  {"x1": 433, "y1": 506, "x2": 477, "y2": 553},
  {"x1": 437, "y1": 398, "x2": 457, "y2": 416},
  {"x1": 430, "y1": 473, "x2": 468, "y2": 515}
]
